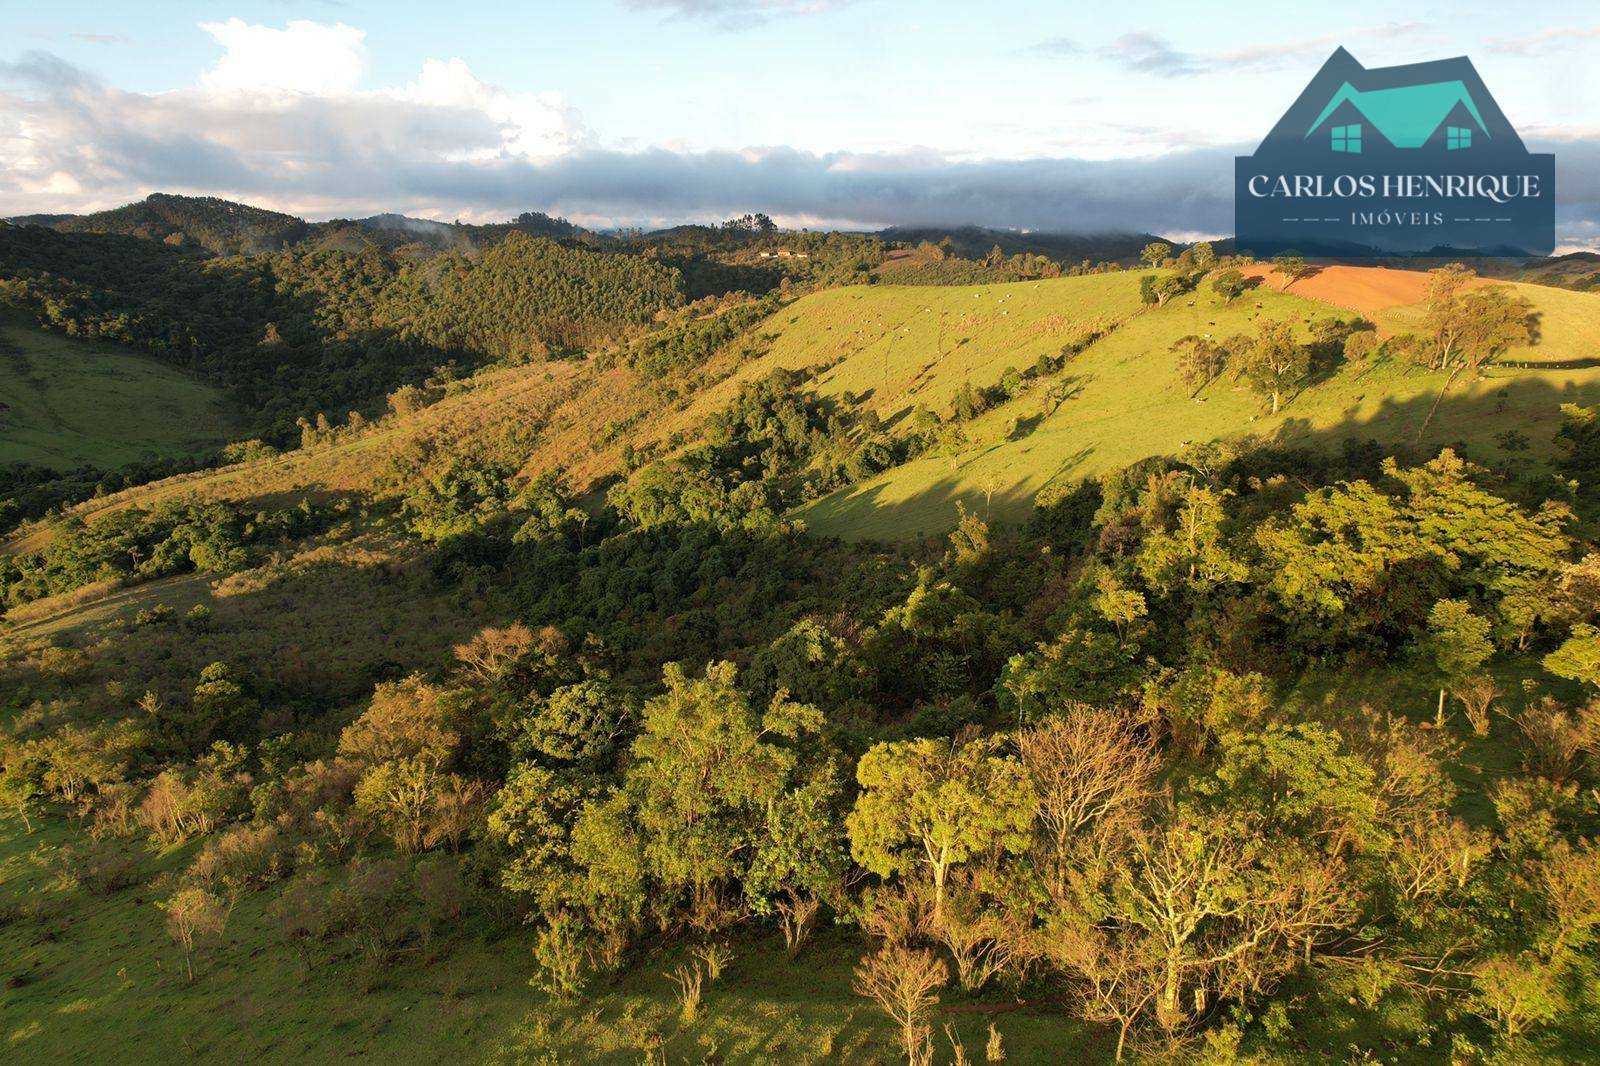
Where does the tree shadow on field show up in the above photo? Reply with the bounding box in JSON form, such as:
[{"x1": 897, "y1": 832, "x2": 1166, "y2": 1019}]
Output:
[{"x1": 810, "y1": 368, "x2": 1600, "y2": 541}]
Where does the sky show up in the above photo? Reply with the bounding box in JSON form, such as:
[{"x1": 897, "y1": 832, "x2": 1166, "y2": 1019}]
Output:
[{"x1": 3, "y1": 0, "x2": 1600, "y2": 246}]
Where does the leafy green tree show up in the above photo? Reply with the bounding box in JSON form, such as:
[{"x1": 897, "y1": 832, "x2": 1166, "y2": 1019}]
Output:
[
  {"x1": 353, "y1": 756, "x2": 449, "y2": 853},
  {"x1": 1092, "y1": 572, "x2": 1147, "y2": 642},
  {"x1": 1136, "y1": 484, "x2": 1245, "y2": 595},
  {"x1": 1272, "y1": 254, "x2": 1308, "y2": 289},
  {"x1": 1210, "y1": 269, "x2": 1248, "y2": 302},
  {"x1": 847, "y1": 734, "x2": 1036, "y2": 920},
  {"x1": 1207, "y1": 724, "x2": 1379, "y2": 854},
  {"x1": 1543, "y1": 623, "x2": 1600, "y2": 690},
  {"x1": 514, "y1": 680, "x2": 629, "y2": 768},
  {"x1": 1470, "y1": 954, "x2": 1563, "y2": 1042},
  {"x1": 628, "y1": 661, "x2": 820, "y2": 910},
  {"x1": 1172, "y1": 335, "x2": 1223, "y2": 394},
  {"x1": 745, "y1": 771, "x2": 849, "y2": 955},
  {"x1": 1238, "y1": 319, "x2": 1308, "y2": 414},
  {"x1": 1140, "y1": 242, "x2": 1173, "y2": 268},
  {"x1": 1152, "y1": 665, "x2": 1273, "y2": 756},
  {"x1": 485, "y1": 763, "x2": 597, "y2": 906},
  {"x1": 1415, "y1": 277, "x2": 1534, "y2": 439},
  {"x1": 338, "y1": 675, "x2": 469, "y2": 769},
  {"x1": 999, "y1": 627, "x2": 1138, "y2": 719},
  {"x1": 0, "y1": 758, "x2": 42, "y2": 832},
  {"x1": 1423, "y1": 599, "x2": 1494, "y2": 726},
  {"x1": 184, "y1": 662, "x2": 257, "y2": 748},
  {"x1": 1343, "y1": 328, "x2": 1381, "y2": 363}
]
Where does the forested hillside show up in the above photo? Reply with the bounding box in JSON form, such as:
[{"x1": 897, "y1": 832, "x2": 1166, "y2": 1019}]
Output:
[
  {"x1": 53, "y1": 194, "x2": 311, "y2": 255},
  {"x1": 6, "y1": 207, "x2": 1600, "y2": 1063}
]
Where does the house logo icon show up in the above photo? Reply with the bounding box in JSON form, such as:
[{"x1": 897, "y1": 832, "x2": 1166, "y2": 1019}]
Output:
[{"x1": 1235, "y1": 49, "x2": 1554, "y2": 257}]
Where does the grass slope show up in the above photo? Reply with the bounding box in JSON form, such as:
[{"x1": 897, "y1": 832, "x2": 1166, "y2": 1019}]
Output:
[
  {"x1": 0, "y1": 809, "x2": 1095, "y2": 1063},
  {"x1": 788, "y1": 270, "x2": 1600, "y2": 539},
  {"x1": 0, "y1": 316, "x2": 240, "y2": 470}
]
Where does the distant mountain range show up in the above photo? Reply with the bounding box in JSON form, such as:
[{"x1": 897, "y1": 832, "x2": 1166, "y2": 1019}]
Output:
[
  {"x1": 2, "y1": 193, "x2": 1165, "y2": 265},
  {"x1": 2, "y1": 194, "x2": 591, "y2": 257}
]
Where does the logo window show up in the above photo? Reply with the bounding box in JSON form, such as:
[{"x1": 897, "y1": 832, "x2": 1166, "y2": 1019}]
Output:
[
  {"x1": 1331, "y1": 123, "x2": 1362, "y2": 153},
  {"x1": 1447, "y1": 125, "x2": 1472, "y2": 150}
]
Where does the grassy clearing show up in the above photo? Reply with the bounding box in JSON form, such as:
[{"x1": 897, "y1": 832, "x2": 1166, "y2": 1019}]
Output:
[
  {"x1": 0, "y1": 812, "x2": 1100, "y2": 1064},
  {"x1": 0, "y1": 816, "x2": 535, "y2": 1062},
  {"x1": 0, "y1": 316, "x2": 241, "y2": 470}
]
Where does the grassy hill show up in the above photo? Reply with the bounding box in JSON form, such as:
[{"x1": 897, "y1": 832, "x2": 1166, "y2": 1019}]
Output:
[
  {"x1": 784, "y1": 269, "x2": 1600, "y2": 539},
  {"x1": 0, "y1": 315, "x2": 240, "y2": 470},
  {"x1": 12, "y1": 263, "x2": 1600, "y2": 551}
]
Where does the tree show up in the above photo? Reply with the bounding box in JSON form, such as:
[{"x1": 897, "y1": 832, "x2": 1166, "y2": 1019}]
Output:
[
  {"x1": 0, "y1": 759, "x2": 42, "y2": 833},
  {"x1": 853, "y1": 944, "x2": 948, "y2": 1066},
  {"x1": 184, "y1": 662, "x2": 257, "y2": 748},
  {"x1": 452, "y1": 623, "x2": 542, "y2": 684},
  {"x1": 1425, "y1": 599, "x2": 1493, "y2": 726},
  {"x1": 745, "y1": 772, "x2": 848, "y2": 957},
  {"x1": 1211, "y1": 269, "x2": 1248, "y2": 303},
  {"x1": 1544, "y1": 622, "x2": 1600, "y2": 690},
  {"x1": 516, "y1": 679, "x2": 629, "y2": 768},
  {"x1": 1416, "y1": 278, "x2": 1534, "y2": 440},
  {"x1": 160, "y1": 886, "x2": 229, "y2": 982},
  {"x1": 1238, "y1": 319, "x2": 1307, "y2": 414},
  {"x1": 338, "y1": 675, "x2": 469, "y2": 769},
  {"x1": 1421, "y1": 263, "x2": 1475, "y2": 369},
  {"x1": 1092, "y1": 572, "x2": 1147, "y2": 642},
  {"x1": 1470, "y1": 954, "x2": 1562, "y2": 1041},
  {"x1": 1136, "y1": 484, "x2": 1246, "y2": 595},
  {"x1": 353, "y1": 756, "x2": 451, "y2": 853},
  {"x1": 1116, "y1": 812, "x2": 1345, "y2": 1037},
  {"x1": 1016, "y1": 704, "x2": 1159, "y2": 887},
  {"x1": 847, "y1": 734, "x2": 1036, "y2": 921},
  {"x1": 1343, "y1": 328, "x2": 1381, "y2": 363},
  {"x1": 628, "y1": 661, "x2": 820, "y2": 913},
  {"x1": 1140, "y1": 242, "x2": 1173, "y2": 269},
  {"x1": 1272, "y1": 254, "x2": 1308, "y2": 289},
  {"x1": 1171, "y1": 336, "x2": 1223, "y2": 394},
  {"x1": 486, "y1": 762, "x2": 596, "y2": 905}
]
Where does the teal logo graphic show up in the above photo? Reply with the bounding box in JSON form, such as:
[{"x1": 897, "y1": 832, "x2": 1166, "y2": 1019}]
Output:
[{"x1": 1236, "y1": 49, "x2": 1554, "y2": 257}]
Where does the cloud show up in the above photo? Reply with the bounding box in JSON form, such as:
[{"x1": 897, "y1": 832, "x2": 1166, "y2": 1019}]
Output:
[
  {"x1": 199, "y1": 18, "x2": 368, "y2": 95},
  {"x1": 625, "y1": 0, "x2": 857, "y2": 31},
  {"x1": 1488, "y1": 26, "x2": 1600, "y2": 56},
  {"x1": 1044, "y1": 23, "x2": 1424, "y2": 78},
  {"x1": 0, "y1": 50, "x2": 1240, "y2": 233},
  {"x1": 70, "y1": 33, "x2": 130, "y2": 45},
  {"x1": 1102, "y1": 33, "x2": 1205, "y2": 77},
  {"x1": 1030, "y1": 38, "x2": 1081, "y2": 57},
  {"x1": 396, "y1": 58, "x2": 590, "y2": 160}
]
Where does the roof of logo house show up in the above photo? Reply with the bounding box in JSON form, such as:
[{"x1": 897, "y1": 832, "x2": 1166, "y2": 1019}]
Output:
[
  {"x1": 1306, "y1": 80, "x2": 1489, "y2": 148},
  {"x1": 1247, "y1": 47, "x2": 1531, "y2": 158}
]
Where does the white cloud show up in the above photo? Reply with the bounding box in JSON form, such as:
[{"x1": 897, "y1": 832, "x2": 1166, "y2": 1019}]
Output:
[
  {"x1": 199, "y1": 18, "x2": 368, "y2": 95},
  {"x1": 626, "y1": 1, "x2": 857, "y2": 31},
  {"x1": 1044, "y1": 23, "x2": 1425, "y2": 79},
  {"x1": 1488, "y1": 26, "x2": 1600, "y2": 56},
  {"x1": 397, "y1": 58, "x2": 589, "y2": 160}
]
